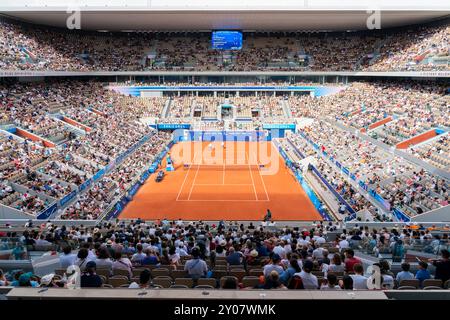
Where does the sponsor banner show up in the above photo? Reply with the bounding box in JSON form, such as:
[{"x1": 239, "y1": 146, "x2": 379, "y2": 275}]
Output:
[
  {"x1": 369, "y1": 189, "x2": 391, "y2": 211},
  {"x1": 336, "y1": 162, "x2": 342, "y2": 169},
  {"x1": 262, "y1": 124, "x2": 296, "y2": 130},
  {"x1": 393, "y1": 208, "x2": 411, "y2": 222},
  {"x1": 128, "y1": 182, "x2": 141, "y2": 197},
  {"x1": 149, "y1": 162, "x2": 159, "y2": 173},
  {"x1": 293, "y1": 169, "x2": 332, "y2": 221},
  {"x1": 342, "y1": 167, "x2": 350, "y2": 175},
  {"x1": 156, "y1": 123, "x2": 191, "y2": 130},
  {"x1": 359, "y1": 180, "x2": 368, "y2": 191},
  {"x1": 37, "y1": 202, "x2": 58, "y2": 220},
  {"x1": 59, "y1": 190, "x2": 77, "y2": 207},
  {"x1": 106, "y1": 201, "x2": 124, "y2": 220},
  {"x1": 310, "y1": 165, "x2": 356, "y2": 215},
  {"x1": 79, "y1": 178, "x2": 92, "y2": 192},
  {"x1": 140, "y1": 171, "x2": 150, "y2": 183},
  {"x1": 93, "y1": 168, "x2": 106, "y2": 182}
]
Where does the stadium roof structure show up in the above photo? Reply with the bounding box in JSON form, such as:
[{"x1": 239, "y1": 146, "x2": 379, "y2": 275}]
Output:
[{"x1": 1, "y1": 0, "x2": 449, "y2": 31}]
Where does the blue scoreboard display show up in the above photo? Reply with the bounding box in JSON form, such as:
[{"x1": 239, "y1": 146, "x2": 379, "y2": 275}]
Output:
[{"x1": 211, "y1": 31, "x2": 243, "y2": 50}]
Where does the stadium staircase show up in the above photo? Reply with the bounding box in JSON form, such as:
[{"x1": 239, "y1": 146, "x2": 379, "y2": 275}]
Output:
[
  {"x1": 161, "y1": 99, "x2": 172, "y2": 118},
  {"x1": 295, "y1": 129, "x2": 394, "y2": 220},
  {"x1": 190, "y1": 100, "x2": 197, "y2": 118},
  {"x1": 52, "y1": 116, "x2": 86, "y2": 137},
  {"x1": 281, "y1": 99, "x2": 293, "y2": 119},
  {"x1": 329, "y1": 119, "x2": 450, "y2": 181},
  {"x1": 19, "y1": 46, "x2": 38, "y2": 63},
  {"x1": 366, "y1": 37, "x2": 391, "y2": 67}
]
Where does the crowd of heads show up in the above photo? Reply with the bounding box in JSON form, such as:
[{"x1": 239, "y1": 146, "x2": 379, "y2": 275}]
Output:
[
  {"x1": 1, "y1": 220, "x2": 449, "y2": 291},
  {"x1": 0, "y1": 80, "x2": 171, "y2": 218},
  {"x1": 1, "y1": 18, "x2": 448, "y2": 72}
]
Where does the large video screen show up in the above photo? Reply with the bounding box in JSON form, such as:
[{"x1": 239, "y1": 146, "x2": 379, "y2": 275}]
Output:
[{"x1": 211, "y1": 31, "x2": 243, "y2": 50}]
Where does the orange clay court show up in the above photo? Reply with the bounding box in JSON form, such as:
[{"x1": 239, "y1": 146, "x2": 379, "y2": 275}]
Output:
[{"x1": 120, "y1": 141, "x2": 321, "y2": 221}]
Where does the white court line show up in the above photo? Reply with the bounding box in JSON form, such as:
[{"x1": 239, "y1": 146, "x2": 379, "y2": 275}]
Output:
[
  {"x1": 223, "y1": 156, "x2": 225, "y2": 185},
  {"x1": 176, "y1": 199, "x2": 270, "y2": 202},
  {"x1": 246, "y1": 151, "x2": 258, "y2": 201},
  {"x1": 187, "y1": 164, "x2": 200, "y2": 201},
  {"x1": 176, "y1": 150, "x2": 198, "y2": 201},
  {"x1": 257, "y1": 154, "x2": 270, "y2": 202},
  {"x1": 194, "y1": 183, "x2": 254, "y2": 186}
]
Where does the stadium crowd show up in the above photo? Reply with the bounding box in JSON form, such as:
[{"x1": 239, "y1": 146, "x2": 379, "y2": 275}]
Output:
[
  {"x1": 0, "y1": 220, "x2": 449, "y2": 290},
  {"x1": 1, "y1": 18, "x2": 448, "y2": 72},
  {"x1": 0, "y1": 81, "x2": 171, "y2": 217}
]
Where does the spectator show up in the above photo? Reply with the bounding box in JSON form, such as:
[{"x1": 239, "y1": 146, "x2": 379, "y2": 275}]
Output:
[
  {"x1": 221, "y1": 276, "x2": 239, "y2": 289},
  {"x1": 350, "y1": 263, "x2": 368, "y2": 290},
  {"x1": 340, "y1": 275, "x2": 354, "y2": 290},
  {"x1": 415, "y1": 261, "x2": 432, "y2": 287},
  {"x1": 0, "y1": 269, "x2": 9, "y2": 286},
  {"x1": 263, "y1": 254, "x2": 284, "y2": 278},
  {"x1": 131, "y1": 243, "x2": 146, "y2": 264},
  {"x1": 325, "y1": 254, "x2": 345, "y2": 274},
  {"x1": 141, "y1": 249, "x2": 160, "y2": 266},
  {"x1": 226, "y1": 247, "x2": 243, "y2": 266},
  {"x1": 344, "y1": 249, "x2": 361, "y2": 272},
  {"x1": 80, "y1": 261, "x2": 103, "y2": 288},
  {"x1": 280, "y1": 257, "x2": 302, "y2": 285},
  {"x1": 320, "y1": 273, "x2": 341, "y2": 290},
  {"x1": 430, "y1": 249, "x2": 450, "y2": 283},
  {"x1": 95, "y1": 247, "x2": 113, "y2": 272},
  {"x1": 295, "y1": 260, "x2": 318, "y2": 289},
  {"x1": 184, "y1": 247, "x2": 208, "y2": 280},
  {"x1": 262, "y1": 271, "x2": 287, "y2": 290},
  {"x1": 75, "y1": 248, "x2": 89, "y2": 271},
  {"x1": 396, "y1": 263, "x2": 415, "y2": 283},
  {"x1": 129, "y1": 269, "x2": 151, "y2": 289},
  {"x1": 59, "y1": 246, "x2": 77, "y2": 269},
  {"x1": 112, "y1": 251, "x2": 133, "y2": 278}
]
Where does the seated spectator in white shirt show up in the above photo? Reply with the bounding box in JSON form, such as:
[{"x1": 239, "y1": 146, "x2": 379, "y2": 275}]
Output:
[
  {"x1": 350, "y1": 263, "x2": 368, "y2": 290},
  {"x1": 395, "y1": 262, "x2": 415, "y2": 283},
  {"x1": 59, "y1": 246, "x2": 77, "y2": 269},
  {"x1": 338, "y1": 236, "x2": 350, "y2": 250},
  {"x1": 295, "y1": 260, "x2": 318, "y2": 289},
  {"x1": 272, "y1": 242, "x2": 286, "y2": 259},
  {"x1": 176, "y1": 242, "x2": 189, "y2": 256}
]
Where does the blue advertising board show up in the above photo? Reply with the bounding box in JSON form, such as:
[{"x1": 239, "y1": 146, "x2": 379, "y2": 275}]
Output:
[
  {"x1": 37, "y1": 203, "x2": 58, "y2": 220},
  {"x1": 59, "y1": 190, "x2": 77, "y2": 207},
  {"x1": 156, "y1": 123, "x2": 191, "y2": 130},
  {"x1": 128, "y1": 182, "x2": 141, "y2": 197},
  {"x1": 79, "y1": 178, "x2": 92, "y2": 192},
  {"x1": 262, "y1": 124, "x2": 296, "y2": 130}
]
